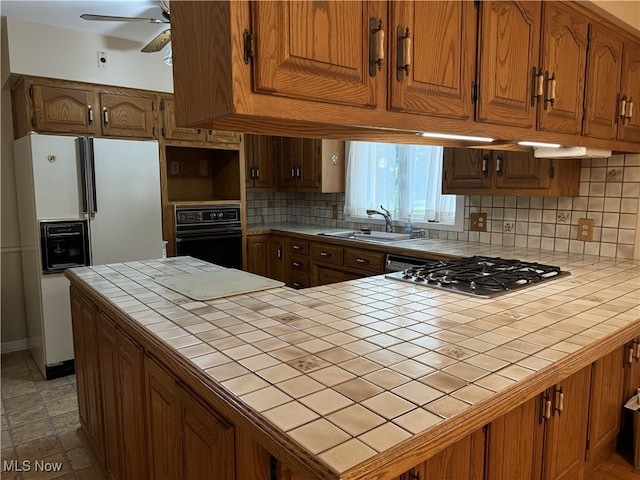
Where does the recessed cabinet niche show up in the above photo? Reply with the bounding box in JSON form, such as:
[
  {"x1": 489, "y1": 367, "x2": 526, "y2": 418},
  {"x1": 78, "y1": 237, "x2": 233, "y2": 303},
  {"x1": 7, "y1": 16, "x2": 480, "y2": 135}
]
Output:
[{"x1": 165, "y1": 146, "x2": 240, "y2": 202}]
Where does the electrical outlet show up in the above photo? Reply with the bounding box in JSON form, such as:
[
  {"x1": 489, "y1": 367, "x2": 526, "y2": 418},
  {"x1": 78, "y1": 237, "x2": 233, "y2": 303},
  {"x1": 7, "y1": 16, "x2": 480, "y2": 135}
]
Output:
[
  {"x1": 331, "y1": 205, "x2": 338, "y2": 219},
  {"x1": 180, "y1": 162, "x2": 188, "y2": 174},
  {"x1": 170, "y1": 162, "x2": 179, "y2": 175},
  {"x1": 97, "y1": 51, "x2": 109, "y2": 69},
  {"x1": 469, "y1": 213, "x2": 487, "y2": 232},
  {"x1": 577, "y1": 218, "x2": 595, "y2": 242}
]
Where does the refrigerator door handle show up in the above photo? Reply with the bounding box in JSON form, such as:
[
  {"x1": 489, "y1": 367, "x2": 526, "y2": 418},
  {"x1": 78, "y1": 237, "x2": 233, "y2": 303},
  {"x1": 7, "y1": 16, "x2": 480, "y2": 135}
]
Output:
[
  {"x1": 88, "y1": 137, "x2": 98, "y2": 216},
  {"x1": 78, "y1": 137, "x2": 89, "y2": 216}
]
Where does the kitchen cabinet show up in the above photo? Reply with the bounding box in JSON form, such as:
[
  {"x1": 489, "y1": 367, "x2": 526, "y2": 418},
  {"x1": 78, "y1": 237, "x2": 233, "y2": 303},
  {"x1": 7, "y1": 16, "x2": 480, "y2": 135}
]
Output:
[
  {"x1": 585, "y1": 347, "x2": 625, "y2": 476},
  {"x1": 11, "y1": 77, "x2": 158, "y2": 140},
  {"x1": 278, "y1": 138, "x2": 345, "y2": 193},
  {"x1": 171, "y1": 1, "x2": 640, "y2": 153},
  {"x1": 398, "y1": 429, "x2": 484, "y2": 480},
  {"x1": 584, "y1": 26, "x2": 640, "y2": 143},
  {"x1": 70, "y1": 287, "x2": 105, "y2": 470},
  {"x1": 310, "y1": 241, "x2": 386, "y2": 287},
  {"x1": 476, "y1": 1, "x2": 541, "y2": 129},
  {"x1": 442, "y1": 148, "x2": 581, "y2": 196},
  {"x1": 388, "y1": 1, "x2": 476, "y2": 121},
  {"x1": 246, "y1": 234, "x2": 285, "y2": 282},
  {"x1": 285, "y1": 237, "x2": 311, "y2": 290},
  {"x1": 245, "y1": 134, "x2": 277, "y2": 191},
  {"x1": 620, "y1": 339, "x2": 640, "y2": 446},
  {"x1": 98, "y1": 313, "x2": 147, "y2": 480},
  {"x1": 536, "y1": 2, "x2": 589, "y2": 135},
  {"x1": 145, "y1": 355, "x2": 235, "y2": 480}
]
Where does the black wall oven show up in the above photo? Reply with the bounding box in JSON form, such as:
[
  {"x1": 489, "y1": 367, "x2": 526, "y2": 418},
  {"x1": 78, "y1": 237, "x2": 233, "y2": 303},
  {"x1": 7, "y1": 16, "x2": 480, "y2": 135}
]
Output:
[
  {"x1": 40, "y1": 220, "x2": 91, "y2": 274},
  {"x1": 174, "y1": 204, "x2": 242, "y2": 269}
]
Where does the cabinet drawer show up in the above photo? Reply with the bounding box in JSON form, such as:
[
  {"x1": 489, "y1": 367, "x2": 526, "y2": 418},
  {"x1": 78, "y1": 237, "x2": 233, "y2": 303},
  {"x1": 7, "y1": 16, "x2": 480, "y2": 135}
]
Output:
[
  {"x1": 344, "y1": 248, "x2": 386, "y2": 274},
  {"x1": 310, "y1": 243, "x2": 344, "y2": 265},
  {"x1": 289, "y1": 271, "x2": 310, "y2": 290},
  {"x1": 286, "y1": 238, "x2": 309, "y2": 255},
  {"x1": 288, "y1": 254, "x2": 310, "y2": 273}
]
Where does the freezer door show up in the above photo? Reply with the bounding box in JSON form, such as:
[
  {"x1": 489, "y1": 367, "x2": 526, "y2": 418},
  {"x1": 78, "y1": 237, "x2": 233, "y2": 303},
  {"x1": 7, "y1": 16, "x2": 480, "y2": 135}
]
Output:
[
  {"x1": 89, "y1": 138, "x2": 163, "y2": 264},
  {"x1": 26, "y1": 134, "x2": 84, "y2": 220}
]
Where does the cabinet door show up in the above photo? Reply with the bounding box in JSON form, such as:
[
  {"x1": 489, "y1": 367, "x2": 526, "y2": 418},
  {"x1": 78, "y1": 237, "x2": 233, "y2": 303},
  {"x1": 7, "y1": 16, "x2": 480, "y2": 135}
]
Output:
[
  {"x1": 399, "y1": 430, "x2": 484, "y2": 480},
  {"x1": 117, "y1": 331, "x2": 147, "y2": 480},
  {"x1": 486, "y1": 397, "x2": 537, "y2": 480},
  {"x1": 99, "y1": 92, "x2": 156, "y2": 139},
  {"x1": 388, "y1": 1, "x2": 476, "y2": 121},
  {"x1": 98, "y1": 314, "x2": 122, "y2": 480},
  {"x1": 180, "y1": 388, "x2": 235, "y2": 480},
  {"x1": 70, "y1": 288, "x2": 105, "y2": 467},
  {"x1": 542, "y1": 366, "x2": 591, "y2": 480},
  {"x1": 206, "y1": 130, "x2": 241, "y2": 145},
  {"x1": 270, "y1": 237, "x2": 286, "y2": 282},
  {"x1": 495, "y1": 150, "x2": 551, "y2": 190},
  {"x1": 618, "y1": 40, "x2": 640, "y2": 143},
  {"x1": 245, "y1": 134, "x2": 276, "y2": 190},
  {"x1": 246, "y1": 235, "x2": 272, "y2": 277},
  {"x1": 162, "y1": 98, "x2": 206, "y2": 142},
  {"x1": 583, "y1": 24, "x2": 624, "y2": 140},
  {"x1": 31, "y1": 83, "x2": 97, "y2": 135},
  {"x1": 297, "y1": 138, "x2": 322, "y2": 190},
  {"x1": 476, "y1": 1, "x2": 541, "y2": 128},
  {"x1": 145, "y1": 356, "x2": 182, "y2": 480},
  {"x1": 278, "y1": 137, "x2": 299, "y2": 189},
  {"x1": 251, "y1": 1, "x2": 382, "y2": 108},
  {"x1": 537, "y1": 2, "x2": 588, "y2": 135},
  {"x1": 442, "y1": 148, "x2": 491, "y2": 192},
  {"x1": 313, "y1": 265, "x2": 360, "y2": 287},
  {"x1": 586, "y1": 347, "x2": 624, "y2": 462}
]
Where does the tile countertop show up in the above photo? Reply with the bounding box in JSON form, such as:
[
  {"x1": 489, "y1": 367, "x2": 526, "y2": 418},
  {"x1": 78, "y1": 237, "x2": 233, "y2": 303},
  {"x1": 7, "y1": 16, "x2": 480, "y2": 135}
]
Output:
[{"x1": 66, "y1": 250, "x2": 640, "y2": 479}]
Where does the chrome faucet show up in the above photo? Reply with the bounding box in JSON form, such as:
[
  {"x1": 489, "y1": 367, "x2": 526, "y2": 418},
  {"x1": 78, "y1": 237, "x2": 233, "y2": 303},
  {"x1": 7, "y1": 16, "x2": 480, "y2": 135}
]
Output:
[{"x1": 366, "y1": 205, "x2": 393, "y2": 233}]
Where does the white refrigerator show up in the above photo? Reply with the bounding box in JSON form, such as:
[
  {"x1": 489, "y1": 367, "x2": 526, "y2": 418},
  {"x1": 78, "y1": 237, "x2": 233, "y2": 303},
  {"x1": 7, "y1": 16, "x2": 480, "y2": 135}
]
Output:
[{"x1": 14, "y1": 133, "x2": 163, "y2": 379}]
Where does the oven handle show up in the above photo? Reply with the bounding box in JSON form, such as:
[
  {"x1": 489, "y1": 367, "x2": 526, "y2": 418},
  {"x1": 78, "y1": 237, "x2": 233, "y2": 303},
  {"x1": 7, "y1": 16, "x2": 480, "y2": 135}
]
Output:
[{"x1": 176, "y1": 232, "x2": 242, "y2": 242}]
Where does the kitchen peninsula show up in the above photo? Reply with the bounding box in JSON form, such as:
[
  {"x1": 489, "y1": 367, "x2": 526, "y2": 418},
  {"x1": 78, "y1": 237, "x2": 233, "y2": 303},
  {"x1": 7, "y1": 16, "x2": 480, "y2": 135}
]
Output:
[{"x1": 66, "y1": 240, "x2": 640, "y2": 480}]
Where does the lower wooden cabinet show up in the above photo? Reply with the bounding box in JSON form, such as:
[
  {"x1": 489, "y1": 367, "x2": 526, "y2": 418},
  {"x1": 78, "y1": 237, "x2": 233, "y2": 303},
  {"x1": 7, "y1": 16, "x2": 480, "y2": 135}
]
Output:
[{"x1": 145, "y1": 355, "x2": 235, "y2": 480}]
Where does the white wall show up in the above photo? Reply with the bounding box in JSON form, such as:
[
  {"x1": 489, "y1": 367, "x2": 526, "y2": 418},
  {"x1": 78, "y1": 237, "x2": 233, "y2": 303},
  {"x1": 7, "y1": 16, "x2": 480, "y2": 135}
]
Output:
[{"x1": 0, "y1": 17, "x2": 173, "y2": 350}]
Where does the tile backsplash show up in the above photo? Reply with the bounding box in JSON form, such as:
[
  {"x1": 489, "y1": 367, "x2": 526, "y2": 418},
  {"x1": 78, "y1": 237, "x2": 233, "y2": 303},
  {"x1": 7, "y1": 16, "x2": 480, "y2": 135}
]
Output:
[{"x1": 246, "y1": 154, "x2": 640, "y2": 259}]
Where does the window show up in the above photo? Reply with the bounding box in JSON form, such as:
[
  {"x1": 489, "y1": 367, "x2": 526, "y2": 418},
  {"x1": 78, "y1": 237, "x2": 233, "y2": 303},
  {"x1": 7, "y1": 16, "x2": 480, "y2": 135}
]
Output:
[{"x1": 344, "y1": 141, "x2": 463, "y2": 231}]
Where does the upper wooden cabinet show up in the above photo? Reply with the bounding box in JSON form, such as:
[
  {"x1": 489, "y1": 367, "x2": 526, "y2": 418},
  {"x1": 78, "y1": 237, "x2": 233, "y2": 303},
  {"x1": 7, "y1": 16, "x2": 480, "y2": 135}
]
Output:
[
  {"x1": 11, "y1": 77, "x2": 158, "y2": 140},
  {"x1": 442, "y1": 148, "x2": 581, "y2": 196},
  {"x1": 245, "y1": 134, "x2": 277, "y2": 191},
  {"x1": 387, "y1": 1, "x2": 476, "y2": 121},
  {"x1": 584, "y1": 26, "x2": 640, "y2": 142},
  {"x1": 536, "y1": 2, "x2": 589, "y2": 135},
  {"x1": 277, "y1": 138, "x2": 345, "y2": 193},
  {"x1": 476, "y1": 1, "x2": 541, "y2": 129}
]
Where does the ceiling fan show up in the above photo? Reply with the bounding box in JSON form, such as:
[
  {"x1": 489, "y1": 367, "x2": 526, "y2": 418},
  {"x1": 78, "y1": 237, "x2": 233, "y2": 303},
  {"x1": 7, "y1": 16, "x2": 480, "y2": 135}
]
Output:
[{"x1": 80, "y1": 0, "x2": 171, "y2": 55}]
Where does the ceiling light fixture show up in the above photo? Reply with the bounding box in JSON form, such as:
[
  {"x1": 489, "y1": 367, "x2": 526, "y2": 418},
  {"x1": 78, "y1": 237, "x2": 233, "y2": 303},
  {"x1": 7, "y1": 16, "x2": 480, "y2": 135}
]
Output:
[
  {"x1": 518, "y1": 141, "x2": 562, "y2": 148},
  {"x1": 417, "y1": 132, "x2": 494, "y2": 143}
]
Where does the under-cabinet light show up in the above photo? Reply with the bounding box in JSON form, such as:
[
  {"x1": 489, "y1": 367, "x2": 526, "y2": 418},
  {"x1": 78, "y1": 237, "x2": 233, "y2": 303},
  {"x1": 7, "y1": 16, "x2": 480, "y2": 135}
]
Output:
[
  {"x1": 533, "y1": 146, "x2": 612, "y2": 158},
  {"x1": 518, "y1": 141, "x2": 562, "y2": 148},
  {"x1": 416, "y1": 132, "x2": 494, "y2": 143}
]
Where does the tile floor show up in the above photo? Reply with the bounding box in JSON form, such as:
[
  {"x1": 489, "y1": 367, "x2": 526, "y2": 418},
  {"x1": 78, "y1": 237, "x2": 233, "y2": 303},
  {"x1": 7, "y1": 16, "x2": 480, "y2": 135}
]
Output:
[{"x1": 1, "y1": 351, "x2": 100, "y2": 479}]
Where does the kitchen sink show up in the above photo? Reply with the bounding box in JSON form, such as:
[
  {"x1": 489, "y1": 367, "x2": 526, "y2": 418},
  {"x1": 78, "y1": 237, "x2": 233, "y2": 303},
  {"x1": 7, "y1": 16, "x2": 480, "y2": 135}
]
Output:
[{"x1": 318, "y1": 231, "x2": 412, "y2": 243}]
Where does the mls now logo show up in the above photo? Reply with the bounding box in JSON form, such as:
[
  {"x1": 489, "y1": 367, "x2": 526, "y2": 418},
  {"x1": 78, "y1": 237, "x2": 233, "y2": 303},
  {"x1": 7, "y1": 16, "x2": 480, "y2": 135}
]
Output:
[{"x1": 3, "y1": 460, "x2": 64, "y2": 473}]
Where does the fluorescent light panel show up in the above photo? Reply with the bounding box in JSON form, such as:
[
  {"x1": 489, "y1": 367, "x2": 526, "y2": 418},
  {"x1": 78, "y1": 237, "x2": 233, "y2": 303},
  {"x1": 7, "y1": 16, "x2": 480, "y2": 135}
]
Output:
[
  {"x1": 417, "y1": 132, "x2": 494, "y2": 143},
  {"x1": 518, "y1": 141, "x2": 562, "y2": 148}
]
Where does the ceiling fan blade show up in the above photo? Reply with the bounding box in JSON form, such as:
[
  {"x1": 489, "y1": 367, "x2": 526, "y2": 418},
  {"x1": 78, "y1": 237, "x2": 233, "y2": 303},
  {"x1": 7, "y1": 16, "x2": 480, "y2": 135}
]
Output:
[
  {"x1": 142, "y1": 29, "x2": 171, "y2": 53},
  {"x1": 80, "y1": 13, "x2": 167, "y2": 24}
]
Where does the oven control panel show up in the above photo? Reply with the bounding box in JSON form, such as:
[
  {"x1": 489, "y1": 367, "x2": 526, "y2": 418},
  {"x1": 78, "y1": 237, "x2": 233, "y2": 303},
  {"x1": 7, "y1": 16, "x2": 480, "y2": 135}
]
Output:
[{"x1": 175, "y1": 204, "x2": 241, "y2": 227}]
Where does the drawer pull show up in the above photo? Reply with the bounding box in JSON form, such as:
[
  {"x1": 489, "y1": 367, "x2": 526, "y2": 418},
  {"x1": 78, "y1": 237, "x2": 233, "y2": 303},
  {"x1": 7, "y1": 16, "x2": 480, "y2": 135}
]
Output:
[
  {"x1": 320, "y1": 252, "x2": 332, "y2": 257},
  {"x1": 292, "y1": 261, "x2": 302, "y2": 268},
  {"x1": 356, "y1": 258, "x2": 369, "y2": 264},
  {"x1": 292, "y1": 245, "x2": 302, "y2": 251},
  {"x1": 292, "y1": 282, "x2": 303, "y2": 289}
]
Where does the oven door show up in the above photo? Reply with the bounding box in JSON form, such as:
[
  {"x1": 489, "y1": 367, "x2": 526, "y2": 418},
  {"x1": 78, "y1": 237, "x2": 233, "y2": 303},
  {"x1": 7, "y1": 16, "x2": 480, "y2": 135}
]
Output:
[
  {"x1": 175, "y1": 230, "x2": 242, "y2": 269},
  {"x1": 40, "y1": 220, "x2": 91, "y2": 274}
]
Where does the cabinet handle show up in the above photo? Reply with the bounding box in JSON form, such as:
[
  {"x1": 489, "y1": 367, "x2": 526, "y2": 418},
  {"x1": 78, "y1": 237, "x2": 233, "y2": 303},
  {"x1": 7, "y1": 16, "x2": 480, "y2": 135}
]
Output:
[
  {"x1": 544, "y1": 397, "x2": 552, "y2": 421},
  {"x1": 249, "y1": 167, "x2": 255, "y2": 179},
  {"x1": 544, "y1": 72, "x2": 556, "y2": 110},
  {"x1": 102, "y1": 107, "x2": 109, "y2": 127},
  {"x1": 626, "y1": 97, "x2": 634, "y2": 123},
  {"x1": 407, "y1": 468, "x2": 421, "y2": 480},
  {"x1": 369, "y1": 18, "x2": 385, "y2": 77},
  {"x1": 296, "y1": 167, "x2": 301, "y2": 178},
  {"x1": 87, "y1": 105, "x2": 93, "y2": 125},
  {"x1": 320, "y1": 251, "x2": 331, "y2": 257},
  {"x1": 634, "y1": 340, "x2": 640, "y2": 360},
  {"x1": 531, "y1": 66, "x2": 544, "y2": 106},
  {"x1": 482, "y1": 154, "x2": 489, "y2": 178},
  {"x1": 628, "y1": 345, "x2": 635, "y2": 364},
  {"x1": 292, "y1": 282, "x2": 303, "y2": 289},
  {"x1": 292, "y1": 261, "x2": 302, "y2": 268},
  {"x1": 396, "y1": 26, "x2": 411, "y2": 81},
  {"x1": 495, "y1": 153, "x2": 503, "y2": 177},
  {"x1": 255, "y1": 168, "x2": 260, "y2": 179},
  {"x1": 619, "y1": 95, "x2": 627, "y2": 122},
  {"x1": 292, "y1": 245, "x2": 302, "y2": 251},
  {"x1": 291, "y1": 168, "x2": 296, "y2": 179},
  {"x1": 356, "y1": 258, "x2": 369, "y2": 264},
  {"x1": 554, "y1": 387, "x2": 564, "y2": 416},
  {"x1": 277, "y1": 248, "x2": 282, "y2": 259}
]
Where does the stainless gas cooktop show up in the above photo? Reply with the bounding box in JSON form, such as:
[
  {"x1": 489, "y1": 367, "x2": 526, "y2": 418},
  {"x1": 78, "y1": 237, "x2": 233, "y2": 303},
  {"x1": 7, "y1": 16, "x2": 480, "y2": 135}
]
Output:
[{"x1": 386, "y1": 255, "x2": 570, "y2": 298}]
